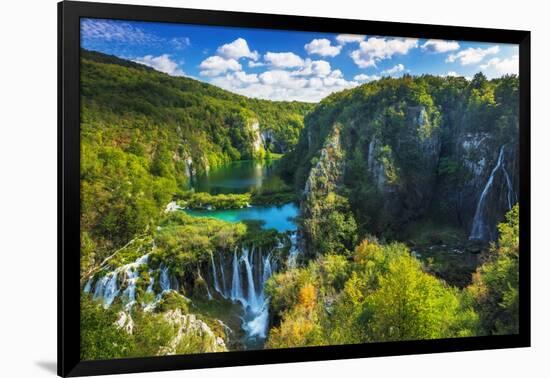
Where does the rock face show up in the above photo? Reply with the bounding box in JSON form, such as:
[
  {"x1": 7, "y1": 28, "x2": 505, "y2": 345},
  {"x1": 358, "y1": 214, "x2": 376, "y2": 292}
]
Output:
[
  {"x1": 159, "y1": 309, "x2": 226, "y2": 355},
  {"x1": 303, "y1": 127, "x2": 344, "y2": 198},
  {"x1": 434, "y1": 132, "x2": 519, "y2": 241},
  {"x1": 293, "y1": 78, "x2": 519, "y2": 245}
]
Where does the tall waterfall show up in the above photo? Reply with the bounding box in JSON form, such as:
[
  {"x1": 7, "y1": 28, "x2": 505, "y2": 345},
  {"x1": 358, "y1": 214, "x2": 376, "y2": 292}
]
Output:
[
  {"x1": 209, "y1": 246, "x2": 276, "y2": 341},
  {"x1": 469, "y1": 145, "x2": 516, "y2": 240},
  {"x1": 210, "y1": 252, "x2": 223, "y2": 297}
]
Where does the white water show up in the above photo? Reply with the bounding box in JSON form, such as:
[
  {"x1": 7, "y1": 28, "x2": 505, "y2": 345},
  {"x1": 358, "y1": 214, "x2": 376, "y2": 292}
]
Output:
[
  {"x1": 88, "y1": 253, "x2": 151, "y2": 308},
  {"x1": 286, "y1": 232, "x2": 300, "y2": 268},
  {"x1": 85, "y1": 240, "x2": 279, "y2": 343},
  {"x1": 210, "y1": 252, "x2": 224, "y2": 297},
  {"x1": 209, "y1": 246, "x2": 276, "y2": 341},
  {"x1": 469, "y1": 146, "x2": 515, "y2": 240}
]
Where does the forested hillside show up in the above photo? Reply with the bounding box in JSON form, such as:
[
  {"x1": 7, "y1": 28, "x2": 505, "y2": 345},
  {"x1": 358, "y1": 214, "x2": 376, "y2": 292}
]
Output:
[
  {"x1": 281, "y1": 73, "x2": 518, "y2": 250},
  {"x1": 80, "y1": 49, "x2": 312, "y2": 271}
]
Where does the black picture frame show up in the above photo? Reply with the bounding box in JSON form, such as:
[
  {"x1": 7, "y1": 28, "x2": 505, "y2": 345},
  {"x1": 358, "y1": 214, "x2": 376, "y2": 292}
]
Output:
[{"x1": 58, "y1": 1, "x2": 531, "y2": 376}]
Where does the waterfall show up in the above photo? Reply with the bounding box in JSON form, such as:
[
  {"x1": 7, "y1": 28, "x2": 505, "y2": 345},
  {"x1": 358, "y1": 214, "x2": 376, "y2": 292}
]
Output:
[
  {"x1": 219, "y1": 256, "x2": 227, "y2": 297},
  {"x1": 159, "y1": 264, "x2": 171, "y2": 292},
  {"x1": 242, "y1": 248, "x2": 257, "y2": 309},
  {"x1": 469, "y1": 146, "x2": 515, "y2": 240},
  {"x1": 231, "y1": 250, "x2": 244, "y2": 304},
  {"x1": 210, "y1": 252, "x2": 224, "y2": 297},
  {"x1": 286, "y1": 232, "x2": 300, "y2": 268},
  {"x1": 93, "y1": 272, "x2": 119, "y2": 308},
  {"x1": 146, "y1": 274, "x2": 154, "y2": 293}
]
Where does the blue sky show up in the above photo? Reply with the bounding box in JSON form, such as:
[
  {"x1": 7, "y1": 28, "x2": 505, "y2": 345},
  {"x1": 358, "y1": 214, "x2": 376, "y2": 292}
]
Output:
[{"x1": 81, "y1": 18, "x2": 519, "y2": 102}]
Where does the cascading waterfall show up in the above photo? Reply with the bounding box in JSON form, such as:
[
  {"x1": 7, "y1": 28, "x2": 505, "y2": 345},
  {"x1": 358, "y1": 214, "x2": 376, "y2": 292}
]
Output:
[
  {"x1": 159, "y1": 264, "x2": 171, "y2": 292},
  {"x1": 86, "y1": 253, "x2": 150, "y2": 308},
  {"x1": 208, "y1": 245, "x2": 276, "y2": 342},
  {"x1": 286, "y1": 232, "x2": 300, "y2": 268},
  {"x1": 231, "y1": 250, "x2": 244, "y2": 304},
  {"x1": 242, "y1": 248, "x2": 257, "y2": 308},
  {"x1": 469, "y1": 145, "x2": 516, "y2": 240},
  {"x1": 85, "y1": 254, "x2": 184, "y2": 311}
]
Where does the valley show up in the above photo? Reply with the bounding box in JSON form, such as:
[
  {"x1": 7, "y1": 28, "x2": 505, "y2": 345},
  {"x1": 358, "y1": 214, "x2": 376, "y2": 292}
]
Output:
[{"x1": 80, "y1": 50, "x2": 520, "y2": 359}]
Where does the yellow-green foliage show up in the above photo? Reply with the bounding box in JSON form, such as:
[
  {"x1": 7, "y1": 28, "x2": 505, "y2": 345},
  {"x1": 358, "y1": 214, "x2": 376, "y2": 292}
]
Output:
[
  {"x1": 266, "y1": 239, "x2": 478, "y2": 348},
  {"x1": 467, "y1": 205, "x2": 519, "y2": 335}
]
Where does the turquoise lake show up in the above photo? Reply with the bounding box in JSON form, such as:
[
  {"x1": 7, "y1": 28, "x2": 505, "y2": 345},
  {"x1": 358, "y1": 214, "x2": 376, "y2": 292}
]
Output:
[
  {"x1": 185, "y1": 160, "x2": 298, "y2": 232},
  {"x1": 184, "y1": 203, "x2": 298, "y2": 232}
]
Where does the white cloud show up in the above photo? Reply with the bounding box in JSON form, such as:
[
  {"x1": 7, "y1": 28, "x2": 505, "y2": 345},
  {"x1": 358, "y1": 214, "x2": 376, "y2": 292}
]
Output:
[
  {"x1": 293, "y1": 59, "x2": 332, "y2": 77},
  {"x1": 354, "y1": 73, "x2": 381, "y2": 82},
  {"x1": 304, "y1": 38, "x2": 342, "y2": 57},
  {"x1": 199, "y1": 56, "x2": 242, "y2": 77},
  {"x1": 336, "y1": 34, "x2": 366, "y2": 44},
  {"x1": 81, "y1": 19, "x2": 161, "y2": 44},
  {"x1": 446, "y1": 46, "x2": 500, "y2": 65},
  {"x1": 207, "y1": 60, "x2": 358, "y2": 102},
  {"x1": 480, "y1": 55, "x2": 519, "y2": 76},
  {"x1": 421, "y1": 39, "x2": 460, "y2": 53},
  {"x1": 133, "y1": 54, "x2": 185, "y2": 76},
  {"x1": 216, "y1": 38, "x2": 259, "y2": 61},
  {"x1": 381, "y1": 63, "x2": 405, "y2": 75},
  {"x1": 350, "y1": 37, "x2": 418, "y2": 68},
  {"x1": 211, "y1": 71, "x2": 259, "y2": 88},
  {"x1": 171, "y1": 37, "x2": 191, "y2": 50},
  {"x1": 264, "y1": 52, "x2": 305, "y2": 68}
]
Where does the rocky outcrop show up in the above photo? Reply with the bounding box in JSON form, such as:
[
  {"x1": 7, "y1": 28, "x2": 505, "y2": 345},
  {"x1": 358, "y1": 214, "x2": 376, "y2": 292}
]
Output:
[
  {"x1": 303, "y1": 126, "x2": 344, "y2": 199},
  {"x1": 159, "y1": 309, "x2": 226, "y2": 355}
]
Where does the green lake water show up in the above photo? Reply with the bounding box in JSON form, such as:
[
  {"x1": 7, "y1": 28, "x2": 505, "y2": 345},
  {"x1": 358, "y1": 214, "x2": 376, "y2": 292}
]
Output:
[{"x1": 186, "y1": 160, "x2": 298, "y2": 232}]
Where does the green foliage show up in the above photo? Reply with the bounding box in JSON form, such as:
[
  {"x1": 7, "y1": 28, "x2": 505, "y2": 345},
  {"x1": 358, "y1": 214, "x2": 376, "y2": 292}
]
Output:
[
  {"x1": 467, "y1": 205, "x2": 519, "y2": 335},
  {"x1": 80, "y1": 295, "x2": 134, "y2": 360},
  {"x1": 177, "y1": 191, "x2": 251, "y2": 210},
  {"x1": 154, "y1": 212, "x2": 247, "y2": 272},
  {"x1": 266, "y1": 239, "x2": 478, "y2": 348},
  {"x1": 302, "y1": 192, "x2": 358, "y2": 256}
]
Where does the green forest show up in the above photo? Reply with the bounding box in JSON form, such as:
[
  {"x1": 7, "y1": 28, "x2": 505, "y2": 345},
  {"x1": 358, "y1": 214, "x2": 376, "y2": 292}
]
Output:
[{"x1": 80, "y1": 50, "x2": 520, "y2": 360}]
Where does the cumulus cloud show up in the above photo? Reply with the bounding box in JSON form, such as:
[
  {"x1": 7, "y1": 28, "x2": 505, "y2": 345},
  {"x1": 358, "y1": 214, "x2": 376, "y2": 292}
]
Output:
[
  {"x1": 336, "y1": 34, "x2": 366, "y2": 44},
  {"x1": 263, "y1": 52, "x2": 305, "y2": 68},
  {"x1": 293, "y1": 59, "x2": 332, "y2": 77},
  {"x1": 216, "y1": 38, "x2": 259, "y2": 61},
  {"x1": 381, "y1": 63, "x2": 405, "y2": 75},
  {"x1": 446, "y1": 46, "x2": 499, "y2": 65},
  {"x1": 480, "y1": 55, "x2": 519, "y2": 76},
  {"x1": 353, "y1": 73, "x2": 381, "y2": 82},
  {"x1": 199, "y1": 56, "x2": 242, "y2": 77},
  {"x1": 421, "y1": 39, "x2": 460, "y2": 53},
  {"x1": 350, "y1": 37, "x2": 418, "y2": 68},
  {"x1": 304, "y1": 38, "x2": 342, "y2": 57},
  {"x1": 207, "y1": 59, "x2": 358, "y2": 102},
  {"x1": 133, "y1": 54, "x2": 185, "y2": 76}
]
